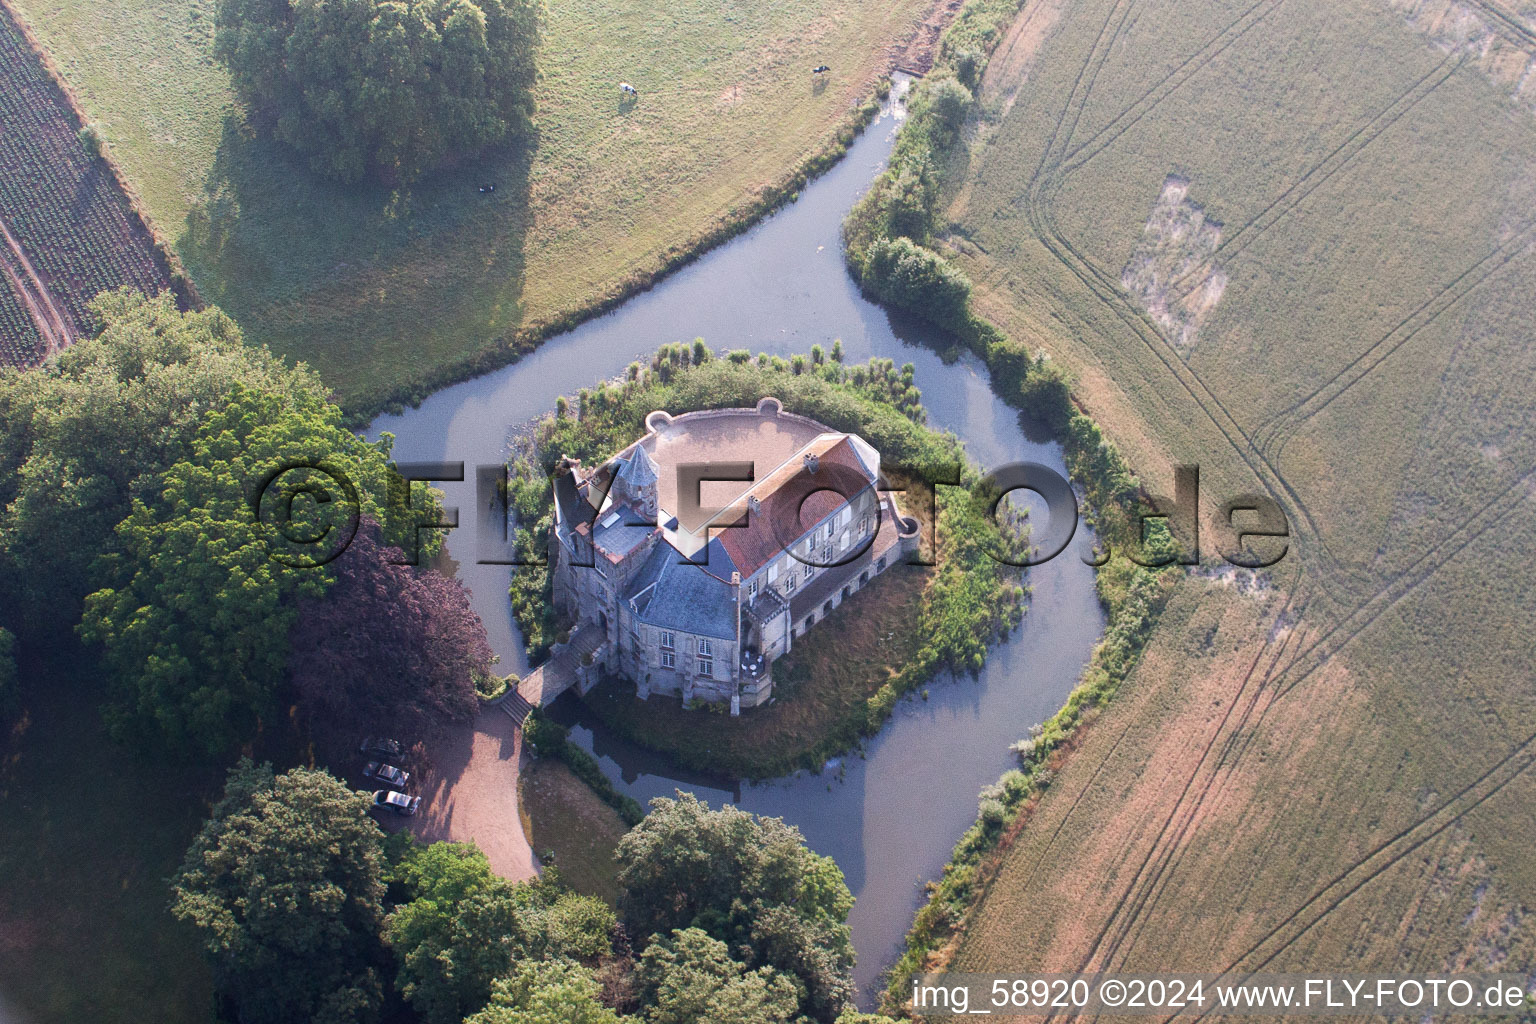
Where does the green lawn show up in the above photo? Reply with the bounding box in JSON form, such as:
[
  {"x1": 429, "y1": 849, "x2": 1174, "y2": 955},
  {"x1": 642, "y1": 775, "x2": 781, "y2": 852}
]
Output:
[
  {"x1": 518, "y1": 758, "x2": 627, "y2": 906},
  {"x1": 0, "y1": 648, "x2": 214, "y2": 1024},
  {"x1": 13, "y1": 0, "x2": 930, "y2": 412}
]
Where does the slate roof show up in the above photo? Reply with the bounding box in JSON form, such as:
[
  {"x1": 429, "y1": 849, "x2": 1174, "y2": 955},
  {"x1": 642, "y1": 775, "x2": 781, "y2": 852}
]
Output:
[
  {"x1": 615, "y1": 445, "x2": 659, "y2": 488},
  {"x1": 624, "y1": 541, "x2": 739, "y2": 640},
  {"x1": 552, "y1": 468, "x2": 596, "y2": 550},
  {"x1": 592, "y1": 501, "x2": 655, "y2": 559}
]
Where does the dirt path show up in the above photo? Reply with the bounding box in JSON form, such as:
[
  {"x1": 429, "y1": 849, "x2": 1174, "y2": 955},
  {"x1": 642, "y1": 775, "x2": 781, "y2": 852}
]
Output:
[
  {"x1": 890, "y1": 0, "x2": 965, "y2": 75},
  {"x1": 0, "y1": 216, "x2": 75, "y2": 360},
  {"x1": 408, "y1": 705, "x2": 539, "y2": 881}
]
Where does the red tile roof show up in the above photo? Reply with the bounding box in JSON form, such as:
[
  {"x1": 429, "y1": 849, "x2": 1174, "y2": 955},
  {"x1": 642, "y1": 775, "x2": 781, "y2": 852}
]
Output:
[{"x1": 716, "y1": 436, "x2": 872, "y2": 577}]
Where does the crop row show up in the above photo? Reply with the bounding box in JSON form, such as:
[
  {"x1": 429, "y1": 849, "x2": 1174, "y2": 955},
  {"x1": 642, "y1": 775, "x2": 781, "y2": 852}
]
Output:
[
  {"x1": 0, "y1": 280, "x2": 41, "y2": 366},
  {"x1": 0, "y1": 9, "x2": 170, "y2": 356}
]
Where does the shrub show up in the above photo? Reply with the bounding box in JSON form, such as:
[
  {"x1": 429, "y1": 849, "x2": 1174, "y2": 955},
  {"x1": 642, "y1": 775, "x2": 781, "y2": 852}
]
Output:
[{"x1": 77, "y1": 123, "x2": 102, "y2": 159}]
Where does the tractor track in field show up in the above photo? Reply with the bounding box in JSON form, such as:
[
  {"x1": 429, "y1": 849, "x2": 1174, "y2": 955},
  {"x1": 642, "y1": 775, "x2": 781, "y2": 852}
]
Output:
[
  {"x1": 1162, "y1": 52, "x2": 1464, "y2": 305},
  {"x1": 1156, "y1": 727, "x2": 1536, "y2": 1024},
  {"x1": 1252, "y1": 216, "x2": 1536, "y2": 457},
  {"x1": 961, "y1": 0, "x2": 1536, "y2": 1008},
  {"x1": 0, "y1": 214, "x2": 74, "y2": 362}
]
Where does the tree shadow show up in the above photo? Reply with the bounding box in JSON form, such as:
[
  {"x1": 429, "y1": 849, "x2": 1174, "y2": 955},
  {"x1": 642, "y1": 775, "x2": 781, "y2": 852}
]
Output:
[
  {"x1": 881, "y1": 307, "x2": 1060, "y2": 443},
  {"x1": 177, "y1": 113, "x2": 537, "y2": 381}
]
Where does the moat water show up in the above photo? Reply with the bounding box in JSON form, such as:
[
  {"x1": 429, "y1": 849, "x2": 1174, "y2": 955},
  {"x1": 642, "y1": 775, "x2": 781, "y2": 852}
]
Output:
[{"x1": 369, "y1": 82, "x2": 1106, "y2": 1005}]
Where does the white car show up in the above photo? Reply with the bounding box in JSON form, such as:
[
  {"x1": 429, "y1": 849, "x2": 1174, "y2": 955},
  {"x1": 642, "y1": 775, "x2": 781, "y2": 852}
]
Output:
[
  {"x1": 364, "y1": 762, "x2": 409, "y2": 788},
  {"x1": 374, "y1": 790, "x2": 420, "y2": 816}
]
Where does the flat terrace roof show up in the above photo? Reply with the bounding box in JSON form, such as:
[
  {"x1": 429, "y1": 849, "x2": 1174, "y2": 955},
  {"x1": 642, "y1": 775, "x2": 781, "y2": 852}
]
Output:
[{"x1": 628, "y1": 405, "x2": 826, "y2": 528}]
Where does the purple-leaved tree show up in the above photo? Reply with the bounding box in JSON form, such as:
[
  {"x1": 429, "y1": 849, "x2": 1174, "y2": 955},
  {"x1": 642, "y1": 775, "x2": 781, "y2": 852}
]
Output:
[{"x1": 288, "y1": 519, "x2": 488, "y2": 749}]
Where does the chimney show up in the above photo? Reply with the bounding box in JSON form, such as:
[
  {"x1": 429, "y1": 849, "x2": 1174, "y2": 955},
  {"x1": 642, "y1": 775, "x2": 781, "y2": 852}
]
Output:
[
  {"x1": 747, "y1": 494, "x2": 761, "y2": 514},
  {"x1": 732, "y1": 572, "x2": 742, "y2": 681},
  {"x1": 803, "y1": 453, "x2": 819, "y2": 475}
]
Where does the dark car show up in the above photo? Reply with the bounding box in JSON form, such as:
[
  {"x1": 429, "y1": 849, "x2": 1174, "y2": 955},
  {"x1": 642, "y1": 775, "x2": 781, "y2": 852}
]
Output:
[
  {"x1": 373, "y1": 790, "x2": 420, "y2": 816},
  {"x1": 358, "y1": 737, "x2": 403, "y2": 758},
  {"x1": 364, "y1": 762, "x2": 409, "y2": 788}
]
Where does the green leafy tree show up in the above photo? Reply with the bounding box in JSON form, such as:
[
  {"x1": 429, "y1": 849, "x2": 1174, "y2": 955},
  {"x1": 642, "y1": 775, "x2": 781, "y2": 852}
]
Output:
[
  {"x1": 0, "y1": 289, "x2": 324, "y2": 637},
  {"x1": 385, "y1": 842, "x2": 539, "y2": 1024},
  {"x1": 78, "y1": 386, "x2": 399, "y2": 755},
  {"x1": 215, "y1": 0, "x2": 541, "y2": 184},
  {"x1": 467, "y1": 959, "x2": 634, "y2": 1024},
  {"x1": 615, "y1": 793, "x2": 855, "y2": 1022},
  {"x1": 170, "y1": 760, "x2": 388, "y2": 1024},
  {"x1": 636, "y1": 927, "x2": 800, "y2": 1024},
  {"x1": 0, "y1": 627, "x2": 17, "y2": 722},
  {"x1": 860, "y1": 237, "x2": 973, "y2": 334}
]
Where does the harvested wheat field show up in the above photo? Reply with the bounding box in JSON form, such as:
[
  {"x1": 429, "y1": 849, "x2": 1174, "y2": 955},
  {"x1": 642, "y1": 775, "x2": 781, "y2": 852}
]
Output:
[{"x1": 934, "y1": 0, "x2": 1536, "y2": 1002}]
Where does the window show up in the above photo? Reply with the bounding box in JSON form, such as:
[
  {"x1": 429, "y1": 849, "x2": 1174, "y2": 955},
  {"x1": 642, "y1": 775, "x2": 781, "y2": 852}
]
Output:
[
  {"x1": 661, "y1": 650, "x2": 675, "y2": 668},
  {"x1": 861, "y1": 516, "x2": 870, "y2": 536},
  {"x1": 876, "y1": 556, "x2": 886, "y2": 571},
  {"x1": 749, "y1": 579, "x2": 759, "y2": 598},
  {"x1": 768, "y1": 563, "x2": 779, "y2": 583},
  {"x1": 660, "y1": 630, "x2": 675, "y2": 650},
  {"x1": 698, "y1": 639, "x2": 713, "y2": 657},
  {"x1": 786, "y1": 570, "x2": 797, "y2": 591},
  {"x1": 697, "y1": 642, "x2": 713, "y2": 675}
]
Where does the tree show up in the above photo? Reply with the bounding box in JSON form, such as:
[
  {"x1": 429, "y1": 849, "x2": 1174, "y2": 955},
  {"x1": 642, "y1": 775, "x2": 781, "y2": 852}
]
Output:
[
  {"x1": 385, "y1": 842, "x2": 540, "y2": 1024},
  {"x1": 615, "y1": 793, "x2": 856, "y2": 1022},
  {"x1": 860, "y1": 237, "x2": 973, "y2": 334},
  {"x1": 78, "y1": 387, "x2": 400, "y2": 755},
  {"x1": 214, "y1": 0, "x2": 541, "y2": 184},
  {"x1": 466, "y1": 959, "x2": 634, "y2": 1024},
  {"x1": 288, "y1": 518, "x2": 486, "y2": 746},
  {"x1": 170, "y1": 761, "x2": 388, "y2": 1024},
  {"x1": 0, "y1": 627, "x2": 17, "y2": 723},
  {"x1": 635, "y1": 928, "x2": 800, "y2": 1024},
  {"x1": 0, "y1": 289, "x2": 325, "y2": 637}
]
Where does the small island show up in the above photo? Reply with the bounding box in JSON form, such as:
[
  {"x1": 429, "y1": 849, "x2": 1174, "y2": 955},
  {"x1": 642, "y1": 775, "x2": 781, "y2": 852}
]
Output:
[
  {"x1": 549, "y1": 396, "x2": 921, "y2": 712},
  {"x1": 507, "y1": 346, "x2": 1027, "y2": 779}
]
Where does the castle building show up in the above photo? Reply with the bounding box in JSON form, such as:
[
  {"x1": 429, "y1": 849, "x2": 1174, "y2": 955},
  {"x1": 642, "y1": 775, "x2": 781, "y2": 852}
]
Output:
[{"x1": 550, "y1": 397, "x2": 918, "y2": 713}]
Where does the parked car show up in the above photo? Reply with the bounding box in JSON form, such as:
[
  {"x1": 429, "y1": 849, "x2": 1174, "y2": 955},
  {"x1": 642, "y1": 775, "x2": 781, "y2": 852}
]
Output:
[
  {"x1": 374, "y1": 790, "x2": 420, "y2": 816},
  {"x1": 364, "y1": 762, "x2": 409, "y2": 788},
  {"x1": 358, "y1": 737, "x2": 403, "y2": 758}
]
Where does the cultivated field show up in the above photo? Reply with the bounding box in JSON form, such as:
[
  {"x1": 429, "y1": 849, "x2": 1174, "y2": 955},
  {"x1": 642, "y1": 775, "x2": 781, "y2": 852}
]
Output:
[
  {"x1": 13, "y1": 0, "x2": 939, "y2": 410},
  {"x1": 933, "y1": 0, "x2": 1536, "y2": 998},
  {"x1": 0, "y1": 3, "x2": 172, "y2": 367}
]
